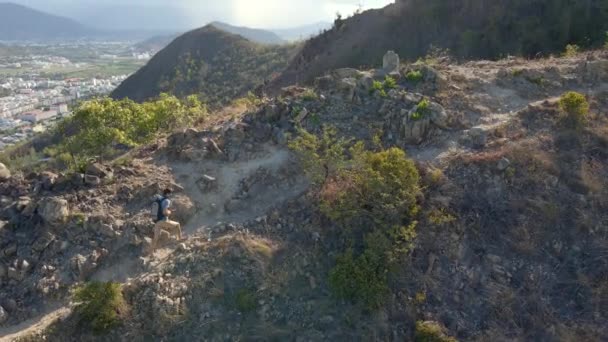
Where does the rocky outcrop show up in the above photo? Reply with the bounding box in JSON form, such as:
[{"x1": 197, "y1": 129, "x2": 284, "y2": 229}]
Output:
[{"x1": 38, "y1": 197, "x2": 69, "y2": 226}]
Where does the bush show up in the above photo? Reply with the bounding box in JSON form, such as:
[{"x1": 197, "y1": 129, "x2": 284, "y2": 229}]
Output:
[
  {"x1": 288, "y1": 126, "x2": 351, "y2": 186},
  {"x1": 56, "y1": 94, "x2": 206, "y2": 167},
  {"x1": 559, "y1": 91, "x2": 589, "y2": 127},
  {"x1": 73, "y1": 282, "x2": 127, "y2": 334},
  {"x1": 405, "y1": 70, "x2": 424, "y2": 83},
  {"x1": 329, "y1": 248, "x2": 389, "y2": 309},
  {"x1": 235, "y1": 289, "x2": 257, "y2": 312},
  {"x1": 291, "y1": 128, "x2": 422, "y2": 309},
  {"x1": 384, "y1": 75, "x2": 397, "y2": 89},
  {"x1": 412, "y1": 99, "x2": 431, "y2": 121},
  {"x1": 415, "y1": 321, "x2": 457, "y2": 342},
  {"x1": 371, "y1": 80, "x2": 387, "y2": 97},
  {"x1": 563, "y1": 44, "x2": 580, "y2": 57}
]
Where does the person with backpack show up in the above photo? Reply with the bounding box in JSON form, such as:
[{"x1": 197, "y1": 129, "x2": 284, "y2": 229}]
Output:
[{"x1": 151, "y1": 188, "x2": 183, "y2": 251}]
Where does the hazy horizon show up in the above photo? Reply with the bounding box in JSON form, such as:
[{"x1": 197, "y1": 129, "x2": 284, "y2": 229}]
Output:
[{"x1": 6, "y1": 0, "x2": 394, "y2": 31}]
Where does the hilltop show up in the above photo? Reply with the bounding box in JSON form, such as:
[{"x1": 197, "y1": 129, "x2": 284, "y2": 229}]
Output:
[
  {"x1": 112, "y1": 25, "x2": 299, "y2": 106},
  {"x1": 210, "y1": 22, "x2": 285, "y2": 45},
  {"x1": 0, "y1": 2, "x2": 94, "y2": 41},
  {"x1": 272, "y1": 0, "x2": 608, "y2": 89},
  {"x1": 1, "y1": 48, "x2": 607, "y2": 341}
]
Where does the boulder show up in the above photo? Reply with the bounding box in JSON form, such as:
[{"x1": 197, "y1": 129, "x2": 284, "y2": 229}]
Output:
[
  {"x1": 0, "y1": 305, "x2": 7, "y2": 324},
  {"x1": 469, "y1": 127, "x2": 487, "y2": 148},
  {"x1": 86, "y1": 163, "x2": 113, "y2": 179},
  {"x1": 32, "y1": 232, "x2": 56, "y2": 252},
  {"x1": 198, "y1": 175, "x2": 218, "y2": 192},
  {"x1": 332, "y1": 68, "x2": 364, "y2": 79},
  {"x1": 39, "y1": 198, "x2": 69, "y2": 226},
  {"x1": 497, "y1": 158, "x2": 511, "y2": 171},
  {"x1": 170, "y1": 195, "x2": 195, "y2": 224},
  {"x1": 3, "y1": 244, "x2": 17, "y2": 257},
  {"x1": 383, "y1": 51, "x2": 400, "y2": 73},
  {"x1": 84, "y1": 174, "x2": 101, "y2": 186},
  {"x1": 314, "y1": 75, "x2": 334, "y2": 91},
  {"x1": 337, "y1": 78, "x2": 357, "y2": 102},
  {"x1": 40, "y1": 172, "x2": 58, "y2": 191},
  {"x1": 357, "y1": 75, "x2": 375, "y2": 93}
]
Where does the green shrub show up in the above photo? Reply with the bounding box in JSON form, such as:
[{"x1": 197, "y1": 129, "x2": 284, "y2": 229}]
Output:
[
  {"x1": 415, "y1": 321, "x2": 457, "y2": 342},
  {"x1": 559, "y1": 91, "x2": 589, "y2": 127},
  {"x1": 371, "y1": 80, "x2": 387, "y2": 97},
  {"x1": 73, "y1": 282, "x2": 127, "y2": 334},
  {"x1": 383, "y1": 75, "x2": 397, "y2": 89},
  {"x1": 235, "y1": 289, "x2": 257, "y2": 312},
  {"x1": 405, "y1": 70, "x2": 424, "y2": 83},
  {"x1": 291, "y1": 128, "x2": 421, "y2": 309},
  {"x1": 563, "y1": 44, "x2": 580, "y2": 57},
  {"x1": 288, "y1": 126, "x2": 351, "y2": 186},
  {"x1": 329, "y1": 248, "x2": 389, "y2": 309},
  {"x1": 412, "y1": 99, "x2": 431, "y2": 121},
  {"x1": 302, "y1": 89, "x2": 319, "y2": 101}
]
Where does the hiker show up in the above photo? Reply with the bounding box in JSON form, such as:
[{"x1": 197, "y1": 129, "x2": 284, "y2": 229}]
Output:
[{"x1": 151, "y1": 188, "x2": 183, "y2": 250}]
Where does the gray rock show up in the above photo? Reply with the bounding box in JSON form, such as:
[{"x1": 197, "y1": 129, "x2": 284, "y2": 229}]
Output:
[
  {"x1": 314, "y1": 75, "x2": 334, "y2": 91},
  {"x1": 198, "y1": 175, "x2": 218, "y2": 192},
  {"x1": 3, "y1": 244, "x2": 17, "y2": 257},
  {"x1": 383, "y1": 50, "x2": 400, "y2": 73},
  {"x1": 98, "y1": 223, "x2": 117, "y2": 238},
  {"x1": 337, "y1": 78, "x2": 356, "y2": 102},
  {"x1": 7, "y1": 267, "x2": 21, "y2": 281},
  {"x1": 497, "y1": 158, "x2": 511, "y2": 171},
  {"x1": 0, "y1": 163, "x2": 10, "y2": 181},
  {"x1": 0, "y1": 264, "x2": 6, "y2": 278},
  {"x1": 428, "y1": 102, "x2": 449, "y2": 129},
  {"x1": 332, "y1": 68, "x2": 363, "y2": 79},
  {"x1": 40, "y1": 172, "x2": 58, "y2": 191},
  {"x1": 357, "y1": 75, "x2": 375, "y2": 93},
  {"x1": 39, "y1": 198, "x2": 69, "y2": 226},
  {"x1": 32, "y1": 232, "x2": 56, "y2": 252},
  {"x1": 0, "y1": 305, "x2": 7, "y2": 324},
  {"x1": 469, "y1": 127, "x2": 487, "y2": 148},
  {"x1": 2, "y1": 299, "x2": 16, "y2": 312},
  {"x1": 84, "y1": 174, "x2": 101, "y2": 186}
]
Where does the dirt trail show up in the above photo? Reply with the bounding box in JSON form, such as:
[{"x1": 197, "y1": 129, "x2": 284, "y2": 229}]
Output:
[
  {"x1": 0, "y1": 307, "x2": 70, "y2": 341},
  {"x1": 171, "y1": 145, "x2": 307, "y2": 235}
]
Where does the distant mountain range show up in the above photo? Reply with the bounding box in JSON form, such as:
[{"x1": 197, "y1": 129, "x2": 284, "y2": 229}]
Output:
[{"x1": 0, "y1": 2, "x2": 94, "y2": 41}]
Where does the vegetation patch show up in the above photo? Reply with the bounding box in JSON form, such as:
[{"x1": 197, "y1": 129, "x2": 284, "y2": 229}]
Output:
[
  {"x1": 559, "y1": 91, "x2": 589, "y2": 128},
  {"x1": 415, "y1": 321, "x2": 457, "y2": 342},
  {"x1": 290, "y1": 127, "x2": 421, "y2": 309},
  {"x1": 412, "y1": 99, "x2": 431, "y2": 121},
  {"x1": 235, "y1": 289, "x2": 257, "y2": 313},
  {"x1": 73, "y1": 282, "x2": 128, "y2": 335},
  {"x1": 405, "y1": 70, "x2": 424, "y2": 83}
]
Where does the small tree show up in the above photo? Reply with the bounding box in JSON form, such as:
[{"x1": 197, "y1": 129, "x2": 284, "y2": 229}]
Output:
[
  {"x1": 74, "y1": 282, "x2": 128, "y2": 334},
  {"x1": 559, "y1": 91, "x2": 589, "y2": 128}
]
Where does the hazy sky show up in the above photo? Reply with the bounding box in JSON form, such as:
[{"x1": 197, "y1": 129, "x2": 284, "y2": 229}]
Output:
[{"x1": 12, "y1": 0, "x2": 394, "y2": 30}]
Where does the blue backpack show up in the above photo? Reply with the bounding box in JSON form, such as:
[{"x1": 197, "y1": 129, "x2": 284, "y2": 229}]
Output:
[{"x1": 152, "y1": 195, "x2": 167, "y2": 222}]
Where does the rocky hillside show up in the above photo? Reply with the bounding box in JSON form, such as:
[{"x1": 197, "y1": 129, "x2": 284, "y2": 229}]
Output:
[
  {"x1": 1, "y1": 50, "x2": 608, "y2": 341},
  {"x1": 272, "y1": 0, "x2": 608, "y2": 88},
  {"x1": 112, "y1": 25, "x2": 299, "y2": 106}
]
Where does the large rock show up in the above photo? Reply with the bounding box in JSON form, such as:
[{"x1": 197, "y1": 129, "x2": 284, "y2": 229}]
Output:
[
  {"x1": 332, "y1": 68, "x2": 364, "y2": 79},
  {"x1": 86, "y1": 163, "x2": 113, "y2": 179},
  {"x1": 40, "y1": 172, "x2": 58, "y2": 191},
  {"x1": 0, "y1": 163, "x2": 10, "y2": 181},
  {"x1": 84, "y1": 174, "x2": 101, "y2": 186},
  {"x1": 337, "y1": 78, "x2": 357, "y2": 102},
  {"x1": 383, "y1": 51, "x2": 400, "y2": 73},
  {"x1": 0, "y1": 305, "x2": 7, "y2": 324},
  {"x1": 39, "y1": 198, "x2": 69, "y2": 226},
  {"x1": 170, "y1": 195, "x2": 195, "y2": 224}
]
